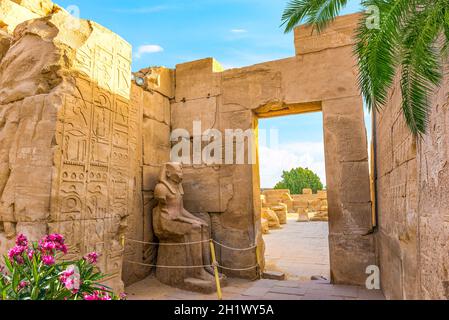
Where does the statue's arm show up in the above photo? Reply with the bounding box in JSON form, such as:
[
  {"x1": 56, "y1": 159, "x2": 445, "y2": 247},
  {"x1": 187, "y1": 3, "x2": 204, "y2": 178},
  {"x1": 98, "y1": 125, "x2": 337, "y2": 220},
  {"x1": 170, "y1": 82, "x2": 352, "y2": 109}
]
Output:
[
  {"x1": 182, "y1": 209, "x2": 208, "y2": 226},
  {"x1": 154, "y1": 184, "x2": 167, "y2": 204},
  {"x1": 154, "y1": 184, "x2": 201, "y2": 226}
]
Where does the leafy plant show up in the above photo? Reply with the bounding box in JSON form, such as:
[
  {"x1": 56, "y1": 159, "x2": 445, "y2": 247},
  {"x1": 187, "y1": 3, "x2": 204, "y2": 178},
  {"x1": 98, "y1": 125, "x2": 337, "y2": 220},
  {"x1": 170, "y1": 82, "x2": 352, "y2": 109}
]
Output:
[
  {"x1": 281, "y1": 0, "x2": 449, "y2": 135},
  {"x1": 274, "y1": 166, "x2": 324, "y2": 194},
  {"x1": 0, "y1": 234, "x2": 124, "y2": 300}
]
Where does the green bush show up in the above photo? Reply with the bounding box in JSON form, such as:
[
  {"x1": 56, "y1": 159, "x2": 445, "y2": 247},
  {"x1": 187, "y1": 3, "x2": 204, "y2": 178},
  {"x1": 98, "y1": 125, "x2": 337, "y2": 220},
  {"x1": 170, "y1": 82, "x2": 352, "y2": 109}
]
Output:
[{"x1": 274, "y1": 166, "x2": 323, "y2": 194}]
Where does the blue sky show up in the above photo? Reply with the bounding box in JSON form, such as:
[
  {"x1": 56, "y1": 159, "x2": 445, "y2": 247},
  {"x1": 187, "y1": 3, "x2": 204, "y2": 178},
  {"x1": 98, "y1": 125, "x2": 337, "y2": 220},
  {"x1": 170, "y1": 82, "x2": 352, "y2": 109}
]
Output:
[{"x1": 54, "y1": 0, "x2": 368, "y2": 188}]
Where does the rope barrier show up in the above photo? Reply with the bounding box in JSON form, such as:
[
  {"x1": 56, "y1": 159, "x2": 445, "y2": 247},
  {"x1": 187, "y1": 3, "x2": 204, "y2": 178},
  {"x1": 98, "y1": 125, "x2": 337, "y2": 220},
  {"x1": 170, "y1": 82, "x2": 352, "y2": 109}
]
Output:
[
  {"x1": 125, "y1": 238, "x2": 210, "y2": 246},
  {"x1": 212, "y1": 240, "x2": 257, "y2": 252},
  {"x1": 124, "y1": 260, "x2": 258, "y2": 272},
  {"x1": 123, "y1": 237, "x2": 256, "y2": 251},
  {"x1": 126, "y1": 261, "x2": 214, "y2": 269},
  {"x1": 122, "y1": 236, "x2": 260, "y2": 300}
]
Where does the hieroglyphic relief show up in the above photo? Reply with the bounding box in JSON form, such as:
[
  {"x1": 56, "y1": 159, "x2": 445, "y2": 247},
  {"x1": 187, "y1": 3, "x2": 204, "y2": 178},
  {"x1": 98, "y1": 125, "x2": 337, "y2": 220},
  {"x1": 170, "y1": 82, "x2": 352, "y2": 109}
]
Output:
[
  {"x1": 50, "y1": 24, "x2": 132, "y2": 288},
  {"x1": 74, "y1": 22, "x2": 132, "y2": 99}
]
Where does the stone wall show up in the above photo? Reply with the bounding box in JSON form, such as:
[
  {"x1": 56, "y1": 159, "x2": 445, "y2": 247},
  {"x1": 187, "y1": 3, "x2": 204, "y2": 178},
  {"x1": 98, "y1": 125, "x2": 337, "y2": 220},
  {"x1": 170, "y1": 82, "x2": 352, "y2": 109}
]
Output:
[
  {"x1": 0, "y1": 5, "x2": 133, "y2": 292},
  {"x1": 170, "y1": 13, "x2": 375, "y2": 285},
  {"x1": 123, "y1": 68, "x2": 173, "y2": 286},
  {"x1": 375, "y1": 69, "x2": 449, "y2": 300}
]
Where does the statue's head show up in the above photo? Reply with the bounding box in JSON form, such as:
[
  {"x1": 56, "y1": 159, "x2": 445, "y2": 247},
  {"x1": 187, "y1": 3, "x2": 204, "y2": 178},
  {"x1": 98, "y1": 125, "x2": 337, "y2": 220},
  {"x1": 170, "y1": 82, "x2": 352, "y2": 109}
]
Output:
[{"x1": 165, "y1": 162, "x2": 183, "y2": 184}]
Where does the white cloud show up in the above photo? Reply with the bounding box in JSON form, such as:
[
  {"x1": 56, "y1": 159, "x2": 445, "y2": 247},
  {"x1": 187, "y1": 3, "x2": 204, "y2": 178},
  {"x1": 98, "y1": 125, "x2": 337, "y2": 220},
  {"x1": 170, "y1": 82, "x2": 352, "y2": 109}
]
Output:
[
  {"x1": 231, "y1": 29, "x2": 248, "y2": 33},
  {"x1": 259, "y1": 141, "x2": 326, "y2": 188},
  {"x1": 135, "y1": 45, "x2": 164, "y2": 59}
]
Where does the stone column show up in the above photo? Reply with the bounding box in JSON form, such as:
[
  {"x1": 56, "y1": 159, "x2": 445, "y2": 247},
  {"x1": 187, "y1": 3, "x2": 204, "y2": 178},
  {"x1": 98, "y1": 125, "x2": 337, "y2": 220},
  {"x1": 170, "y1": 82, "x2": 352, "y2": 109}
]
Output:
[{"x1": 322, "y1": 96, "x2": 376, "y2": 285}]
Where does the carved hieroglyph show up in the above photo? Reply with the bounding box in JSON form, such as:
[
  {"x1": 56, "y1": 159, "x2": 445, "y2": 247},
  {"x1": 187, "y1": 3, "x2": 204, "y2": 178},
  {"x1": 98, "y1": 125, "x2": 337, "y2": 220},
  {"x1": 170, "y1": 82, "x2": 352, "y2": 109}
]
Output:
[
  {"x1": 49, "y1": 24, "x2": 133, "y2": 290},
  {"x1": 0, "y1": 4, "x2": 133, "y2": 291}
]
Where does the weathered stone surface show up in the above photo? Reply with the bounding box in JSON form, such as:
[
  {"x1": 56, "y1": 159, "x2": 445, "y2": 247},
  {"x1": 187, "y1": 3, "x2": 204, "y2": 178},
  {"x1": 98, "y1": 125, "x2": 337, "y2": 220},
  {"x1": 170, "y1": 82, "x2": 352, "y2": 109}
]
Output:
[
  {"x1": 175, "y1": 58, "x2": 222, "y2": 102},
  {"x1": 171, "y1": 97, "x2": 218, "y2": 135},
  {"x1": 0, "y1": 8, "x2": 133, "y2": 292},
  {"x1": 294, "y1": 13, "x2": 361, "y2": 55},
  {"x1": 152, "y1": 163, "x2": 226, "y2": 293},
  {"x1": 271, "y1": 205, "x2": 287, "y2": 225},
  {"x1": 133, "y1": 66, "x2": 174, "y2": 99},
  {"x1": 0, "y1": 30, "x2": 11, "y2": 61},
  {"x1": 262, "y1": 207, "x2": 281, "y2": 229},
  {"x1": 375, "y1": 65, "x2": 449, "y2": 299},
  {"x1": 0, "y1": 0, "x2": 40, "y2": 33}
]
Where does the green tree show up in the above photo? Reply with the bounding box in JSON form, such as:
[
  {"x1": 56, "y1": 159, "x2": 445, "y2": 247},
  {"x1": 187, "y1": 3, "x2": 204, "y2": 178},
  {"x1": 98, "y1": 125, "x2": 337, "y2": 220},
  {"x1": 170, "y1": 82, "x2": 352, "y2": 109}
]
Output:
[
  {"x1": 281, "y1": 0, "x2": 449, "y2": 135},
  {"x1": 274, "y1": 167, "x2": 324, "y2": 194}
]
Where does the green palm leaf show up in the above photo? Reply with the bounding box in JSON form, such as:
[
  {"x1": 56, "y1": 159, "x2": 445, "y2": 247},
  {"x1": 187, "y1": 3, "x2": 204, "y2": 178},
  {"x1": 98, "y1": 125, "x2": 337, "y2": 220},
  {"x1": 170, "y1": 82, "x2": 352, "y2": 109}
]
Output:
[
  {"x1": 400, "y1": 1, "x2": 445, "y2": 135},
  {"x1": 281, "y1": 0, "x2": 349, "y2": 33},
  {"x1": 282, "y1": 0, "x2": 449, "y2": 135}
]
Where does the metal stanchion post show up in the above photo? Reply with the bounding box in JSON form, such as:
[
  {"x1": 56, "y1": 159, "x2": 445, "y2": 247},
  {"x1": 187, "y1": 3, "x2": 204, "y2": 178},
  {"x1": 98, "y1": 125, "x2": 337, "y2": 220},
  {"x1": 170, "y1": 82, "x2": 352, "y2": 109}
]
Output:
[{"x1": 209, "y1": 240, "x2": 223, "y2": 300}]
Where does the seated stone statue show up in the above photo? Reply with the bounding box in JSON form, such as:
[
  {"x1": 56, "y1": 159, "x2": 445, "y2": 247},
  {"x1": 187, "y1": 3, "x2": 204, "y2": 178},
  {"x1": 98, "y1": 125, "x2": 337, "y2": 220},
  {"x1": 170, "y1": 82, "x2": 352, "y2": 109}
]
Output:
[{"x1": 153, "y1": 162, "x2": 226, "y2": 293}]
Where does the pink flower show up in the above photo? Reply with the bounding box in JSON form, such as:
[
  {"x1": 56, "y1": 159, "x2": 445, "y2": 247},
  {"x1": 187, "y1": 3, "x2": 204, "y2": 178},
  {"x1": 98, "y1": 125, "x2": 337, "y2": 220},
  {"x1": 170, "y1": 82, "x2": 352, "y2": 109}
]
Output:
[
  {"x1": 18, "y1": 281, "x2": 29, "y2": 289},
  {"x1": 83, "y1": 292, "x2": 100, "y2": 300},
  {"x1": 8, "y1": 245, "x2": 26, "y2": 264},
  {"x1": 15, "y1": 234, "x2": 28, "y2": 247},
  {"x1": 84, "y1": 252, "x2": 99, "y2": 264},
  {"x1": 27, "y1": 249, "x2": 34, "y2": 260},
  {"x1": 42, "y1": 255, "x2": 55, "y2": 266},
  {"x1": 101, "y1": 293, "x2": 112, "y2": 301},
  {"x1": 38, "y1": 234, "x2": 67, "y2": 256},
  {"x1": 119, "y1": 293, "x2": 127, "y2": 300},
  {"x1": 60, "y1": 266, "x2": 80, "y2": 291},
  {"x1": 83, "y1": 290, "x2": 112, "y2": 301}
]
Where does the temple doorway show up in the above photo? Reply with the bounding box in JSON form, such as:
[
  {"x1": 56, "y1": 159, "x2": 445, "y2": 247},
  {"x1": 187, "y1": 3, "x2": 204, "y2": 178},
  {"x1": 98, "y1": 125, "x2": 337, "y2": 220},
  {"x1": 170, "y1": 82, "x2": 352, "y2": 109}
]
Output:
[{"x1": 257, "y1": 112, "x2": 330, "y2": 281}]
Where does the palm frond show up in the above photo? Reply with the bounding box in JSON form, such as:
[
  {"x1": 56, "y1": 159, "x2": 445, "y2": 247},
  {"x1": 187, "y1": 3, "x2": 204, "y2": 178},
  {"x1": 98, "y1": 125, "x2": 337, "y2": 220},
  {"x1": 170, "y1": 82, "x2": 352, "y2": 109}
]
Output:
[
  {"x1": 281, "y1": 0, "x2": 348, "y2": 33},
  {"x1": 355, "y1": 0, "x2": 416, "y2": 112},
  {"x1": 400, "y1": 1, "x2": 445, "y2": 135}
]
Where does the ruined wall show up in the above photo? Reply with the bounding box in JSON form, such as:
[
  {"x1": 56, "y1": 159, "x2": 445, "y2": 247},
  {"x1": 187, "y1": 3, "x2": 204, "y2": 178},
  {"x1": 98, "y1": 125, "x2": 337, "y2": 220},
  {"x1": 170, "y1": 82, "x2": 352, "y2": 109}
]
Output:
[
  {"x1": 375, "y1": 69, "x2": 449, "y2": 300},
  {"x1": 0, "y1": 0, "x2": 57, "y2": 33},
  {"x1": 0, "y1": 5, "x2": 133, "y2": 292},
  {"x1": 170, "y1": 13, "x2": 375, "y2": 285},
  {"x1": 123, "y1": 68, "x2": 173, "y2": 286}
]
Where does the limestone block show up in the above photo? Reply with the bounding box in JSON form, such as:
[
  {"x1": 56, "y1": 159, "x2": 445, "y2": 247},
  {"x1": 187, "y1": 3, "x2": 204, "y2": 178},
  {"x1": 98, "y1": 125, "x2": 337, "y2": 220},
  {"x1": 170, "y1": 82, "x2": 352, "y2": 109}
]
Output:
[
  {"x1": 308, "y1": 199, "x2": 321, "y2": 212},
  {"x1": 322, "y1": 96, "x2": 368, "y2": 163},
  {"x1": 261, "y1": 208, "x2": 281, "y2": 229},
  {"x1": 143, "y1": 90, "x2": 170, "y2": 125},
  {"x1": 294, "y1": 13, "x2": 360, "y2": 55},
  {"x1": 171, "y1": 97, "x2": 217, "y2": 135},
  {"x1": 260, "y1": 194, "x2": 267, "y2": 207},
  {"x1": 271, "y1": 204, "x2": 287, "y2": 225},
  {"x1": 0, "y1": 30, "x2": 11, "y2": 61},
  {"x1": 261, "y1": 218, "x2": 269, "y2": 234},
  {"x1": 340, "y1": 162, "x2": 371, "y2": 204},
  {"x1": 0, "y1": 25, "x2": 63, "y2": 104},
  {"x1": 329, "y1": 233, "x2": 376, "y2": 286},
  {"x1": 142, "y1": 165, "x2": 162, "y2": 191},
  {"x1": 302, "y1": 188, "x2": 312, "y2": 195},
  {"x1": 308, "y1": 211, "x2": 328, "y2": 222},
  {"x1": 142, "y1": 119, "x2": 171, "y2": 165},
  {"x1": 175, "y1": 58, "x2": 222, "y2": 101},
  {"x1": 10, "y1": 0, "x2": 55, "y2": 16},
  {"x1": 182, "y1": 166, "x2": 222, "y2": 213},
  {"x1": 222, "y1": 66, "x2": 282, "y2": 112},
  {"x1": 15, "y1": 222, "x2": 47, "y2": 241},
  {"x1": 134, "y1": 66, "x2": 174, "y2": 99},
  {"x1": 317, "y1": 190, "x2": 327, "y2": 200},
  {"x1": 297, "y1": 208, "x2": 309, "y2": 222},
  {"x1": 0, "y1": 0, "x2": 40, "y2": 33}
]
